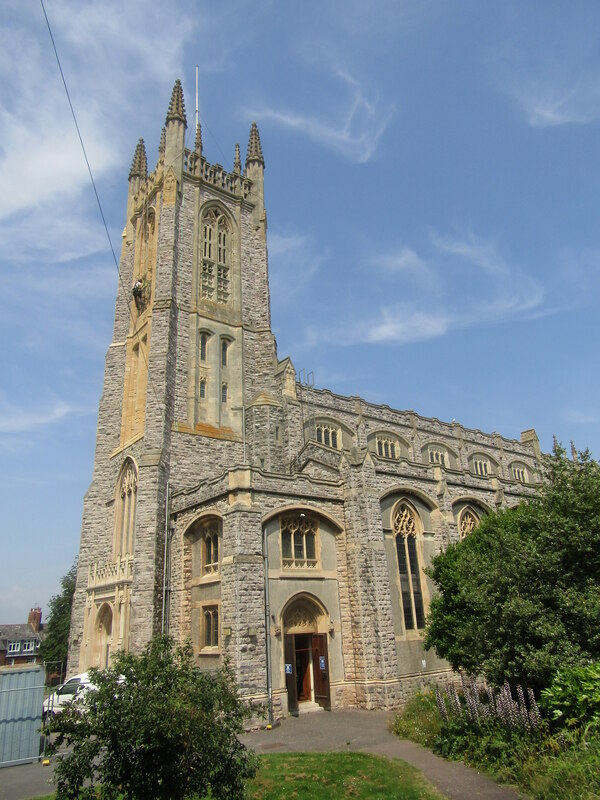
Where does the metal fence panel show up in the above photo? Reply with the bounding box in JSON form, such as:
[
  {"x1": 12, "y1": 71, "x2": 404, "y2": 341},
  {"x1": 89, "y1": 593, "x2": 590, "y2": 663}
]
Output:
[{"x1": 0, "y1": 665, "x2": 45, "y2": 767}]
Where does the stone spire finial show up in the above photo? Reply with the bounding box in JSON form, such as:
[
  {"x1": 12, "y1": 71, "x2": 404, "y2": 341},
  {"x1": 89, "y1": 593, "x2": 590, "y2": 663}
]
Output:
[
  {"x1": 194, "y1": 122, "x2": 203, "y2": 155},
  {"x1": 165, "y1": 79, "x2": 187, "y2": 126},
  {"x1": 233, "y1": 143, "x2": 241, "y2": 174},
  {"x1": 159, "y1": 127, "x2": 166, "y2": 156},
  {"x1": 571, "y1": 441, "x2": 578, "y2": 462},
  {"x1": 245, "y1": 121, "x2": 264, "y2": 166},
  {"x1": 552, "y1": 434, "x2": 559, "y2": 453},
  {"x1": 129, "y1": 138, "x2": 148, "y2": 180}
]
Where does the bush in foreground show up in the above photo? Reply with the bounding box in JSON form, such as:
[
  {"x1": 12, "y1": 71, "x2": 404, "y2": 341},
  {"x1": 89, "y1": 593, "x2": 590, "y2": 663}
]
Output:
[
  {"x1": 393, "y1": 678, "x2": 600, "y2": 799},
  {"x1": 45, "y1": 636, "x2": 258, "y2": 800},
  {"x1": 424, "y1": 446, "x2": 600, "y2": 692}
]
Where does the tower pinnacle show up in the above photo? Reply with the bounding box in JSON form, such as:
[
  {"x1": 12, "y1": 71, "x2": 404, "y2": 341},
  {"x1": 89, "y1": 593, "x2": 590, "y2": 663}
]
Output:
[
  {"x1": 165, "y1": 79, "x2": 187, "y2": 126},
  {"x1": 128, "y1": 138, "x2": 148, "y2": 180},
  {"x1": 194, "y1": 122, "x2": 203, "y2": 155},
  {"x1": 159, "y1": 127, "x2": 166, "y2": 156},
  {"x1": 233, "y1": 143, "x2": 241, "y2": 174},
  {"x1": 245, "y1": 122, "x2": 264, "y2": 167}
]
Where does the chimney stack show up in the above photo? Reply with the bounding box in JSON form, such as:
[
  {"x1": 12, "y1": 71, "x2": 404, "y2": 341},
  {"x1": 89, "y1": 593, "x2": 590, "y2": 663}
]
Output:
[{"x1": 28, "y1": 607, "x2": 42, "y2": 632}]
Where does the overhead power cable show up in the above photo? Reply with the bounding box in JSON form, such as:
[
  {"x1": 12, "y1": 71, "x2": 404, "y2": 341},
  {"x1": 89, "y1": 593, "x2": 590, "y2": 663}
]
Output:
[{"x1": 40, "y1": 0, "x2": 163, "y2": 413}]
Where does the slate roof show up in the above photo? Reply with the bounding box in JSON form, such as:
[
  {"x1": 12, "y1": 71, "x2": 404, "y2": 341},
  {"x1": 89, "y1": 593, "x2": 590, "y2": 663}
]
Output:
[{"x1": 0, "y1": 623, "x2": 45, "y2": 649}]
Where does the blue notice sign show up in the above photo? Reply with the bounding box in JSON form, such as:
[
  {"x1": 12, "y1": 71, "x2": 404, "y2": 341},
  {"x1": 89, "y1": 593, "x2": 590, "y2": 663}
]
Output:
[
  {"x1": 319, "y1": 656, "x2": 326, "y2": 670},
  {"x1": 285, "y1": 663, "x2": 292, "y2": 675}
]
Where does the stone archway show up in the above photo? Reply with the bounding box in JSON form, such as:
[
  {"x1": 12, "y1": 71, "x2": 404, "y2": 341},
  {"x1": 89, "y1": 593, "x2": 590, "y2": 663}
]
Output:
[
  {"x1": 282, "y1": 594, "x2": 330, "y2": 713},
  {"x1": 91, "y1": 603, "x2": 113, "y2": 668}
]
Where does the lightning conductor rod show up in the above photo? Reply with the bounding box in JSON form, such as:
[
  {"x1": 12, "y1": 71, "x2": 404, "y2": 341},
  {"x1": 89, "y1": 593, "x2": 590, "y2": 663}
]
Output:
[{"x1": 195, "y1": 65, "x2": 199, "y2": 130}]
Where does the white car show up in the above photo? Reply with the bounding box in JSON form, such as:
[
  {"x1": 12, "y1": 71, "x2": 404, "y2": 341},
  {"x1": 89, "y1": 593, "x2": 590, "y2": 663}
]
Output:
[{"x1": 42, "y1": 672, "x2": 95, "y2": 720}]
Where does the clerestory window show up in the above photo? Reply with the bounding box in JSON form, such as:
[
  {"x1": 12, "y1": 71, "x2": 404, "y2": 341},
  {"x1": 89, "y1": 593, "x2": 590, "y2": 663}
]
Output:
[
  {"x1": 281, "y1": 515, "x2": 318, "y2": 569},
  {"x1": 315, "y1": 423, "x2": 339, "y2": 449},
  {"x1": 377, "y1": 437, "x2": 398, "y2": 460},
  {"x1": 428, "y1": 447, "x2": 446, "y2": 467},
  {"x1": 473, "y1": 458, "x2": 489, "y2": 477},
  {"x1": 201, "y1": 208, "x2": 230, "y2": 304},
  {"x1": 393, "y1": 502, "x2": 426, "y2": 631},
  {"x1": 511, "y1": 463, "x2": 528, "y2": 483}
]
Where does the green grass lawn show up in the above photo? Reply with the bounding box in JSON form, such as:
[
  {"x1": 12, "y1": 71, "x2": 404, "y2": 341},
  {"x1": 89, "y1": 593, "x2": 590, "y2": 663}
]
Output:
[
  {"x1": 248, "y1": 752, "x2": 445, "y2": 799},
  {"x1": 32, "y1": 751, "x2": 445, "y2": 800}
]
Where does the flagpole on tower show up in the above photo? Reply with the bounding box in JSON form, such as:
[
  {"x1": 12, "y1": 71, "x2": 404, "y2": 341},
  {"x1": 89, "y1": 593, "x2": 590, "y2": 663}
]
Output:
[{"x1": 195, "y1": 65, "x2": 199, "y2": 131}]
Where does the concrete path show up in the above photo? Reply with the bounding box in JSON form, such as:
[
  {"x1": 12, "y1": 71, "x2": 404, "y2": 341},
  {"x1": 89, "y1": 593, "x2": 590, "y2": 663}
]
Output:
[
  {"x1": 240, "y1": 709, "x2": 527, "y2": 800},
  {"x1": 2, "y1": 709, "x2": 526, "y2": 800}
]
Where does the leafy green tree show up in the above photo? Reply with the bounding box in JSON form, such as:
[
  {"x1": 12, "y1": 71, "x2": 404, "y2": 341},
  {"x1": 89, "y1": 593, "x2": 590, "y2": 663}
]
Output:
[
  {"x1": 45, "y1": 636, "x2": 258, "y2": 800},
  {"x1": 39, "y1": 561, "x2": 77, "y2": 673},
  {"x1": 424, "y1": 446, "x2": 600, "y2": 692}
]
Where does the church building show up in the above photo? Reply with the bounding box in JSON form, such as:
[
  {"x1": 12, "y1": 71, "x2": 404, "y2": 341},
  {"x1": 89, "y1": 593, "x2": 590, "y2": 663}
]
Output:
[{"x1": 69, "y1": 80, "x2": 541, "y2": 715}]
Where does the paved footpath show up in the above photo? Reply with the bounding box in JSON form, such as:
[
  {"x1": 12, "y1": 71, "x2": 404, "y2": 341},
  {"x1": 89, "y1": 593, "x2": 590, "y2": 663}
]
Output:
[
  {"x1": 240, "y1": 709, "x2": 527, "y2": 800},
  {"x1": 2, "y1": 709, "x2": 526, "y2": 800}
]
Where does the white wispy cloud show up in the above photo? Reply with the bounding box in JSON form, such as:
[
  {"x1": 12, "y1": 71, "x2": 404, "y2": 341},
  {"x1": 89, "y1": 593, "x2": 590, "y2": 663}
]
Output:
[
  {"x1": 0, "y1": 0, "x2": 201, "y2": 269},
  {"x1": 269, "y1": 229, "x2": 330, "y2": 302},
  {"x1": 304, "y1": 230, "x2": 545, "y2": 347},
  {"x1": 564, "y1": 409, "x2": 600, "y2": 425},
  {"x1": 490, "y1": 29, "x2": 600, "y2": 128},
  {"x1": 251, "y1": 61, "x2": 395, "y2": 163},
  {"x1": 0, "y1": 399, "x2": 79, "y2": 434},
  {"x1": 370, "y1": 247, "x2": 437, "y2": 291},
  {"x1": 512, "y1": 78, "x2": 600, "y2": 128}
]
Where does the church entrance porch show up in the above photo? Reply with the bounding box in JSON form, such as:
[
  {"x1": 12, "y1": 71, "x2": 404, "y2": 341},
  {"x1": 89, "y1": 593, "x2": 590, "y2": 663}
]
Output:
[{"x1": 282, "y1": 595, "x2": 331, "y2": 714}]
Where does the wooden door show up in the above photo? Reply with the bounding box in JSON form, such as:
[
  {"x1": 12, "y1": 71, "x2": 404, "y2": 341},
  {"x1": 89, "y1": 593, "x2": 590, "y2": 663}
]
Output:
[
  {"x1": 284, "y1": 635, "x2": 298, "y2": 713},
  {"x1": 311, "y1": 634, "x2": 331, "y2": 709},
  {"x1": 294, "y1": 634, "x2": 312, "y2": 702}
]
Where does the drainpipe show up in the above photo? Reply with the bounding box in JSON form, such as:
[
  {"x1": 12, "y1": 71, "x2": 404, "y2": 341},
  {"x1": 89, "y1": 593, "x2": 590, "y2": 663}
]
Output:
[
  {"x1": 161, "y1": 482, "x2": 171, "y2": 634},
  {"x1": 263, "y1": 523, "x2": 274, "y2": 727}
]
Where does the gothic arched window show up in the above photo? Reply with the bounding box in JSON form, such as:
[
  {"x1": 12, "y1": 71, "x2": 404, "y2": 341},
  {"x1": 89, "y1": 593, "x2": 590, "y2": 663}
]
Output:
[
  {"x1": 393, "y1": 501, "x2": 425, "y2": 631},
  {"x1": 459, "y1": 507, "x2": 479, "y2": 540},
  {"x1": 281, "y1": 515, "x2": 318, "y2": 569},
  {"x1": 114, "y1": 460, "x2": 137, "y2": 557},
  {"x1": 200, "y1": 207, "x2": 230, "y2": 304}
]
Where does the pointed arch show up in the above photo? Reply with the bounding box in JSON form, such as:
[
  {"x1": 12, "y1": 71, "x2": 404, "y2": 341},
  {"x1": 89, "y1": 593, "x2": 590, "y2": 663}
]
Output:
[
  {"x1": 114, "y1": 458, "x2": 138, "y2": 557},
  {"x1": 392, "y1": 499, "x2": 426, "y2": 632},
  {"x1": 199, "y1": 203, "x2": 235, "y2": 305}
]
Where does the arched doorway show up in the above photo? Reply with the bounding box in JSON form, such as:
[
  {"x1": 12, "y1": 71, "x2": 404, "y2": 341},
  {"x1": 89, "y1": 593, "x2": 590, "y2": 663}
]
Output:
[
  {"x1": 282, "y1": 594, "x2": 331, "y2": 713},
  {"x1": 92, "y1": 603, "x2": 113, "y2": 668}
]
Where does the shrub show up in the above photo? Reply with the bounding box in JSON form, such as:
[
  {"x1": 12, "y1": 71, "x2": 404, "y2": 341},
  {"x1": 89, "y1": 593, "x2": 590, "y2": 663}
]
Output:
[
  {"x1": 540, "y1": 662, "x2": 600, "y2": 731},
  {"x1": 392, "y1": 689, "x2": 442, "y2": 748},
  {"x1": 45, "y1": 636, "x2": 258, "y2": 800}
]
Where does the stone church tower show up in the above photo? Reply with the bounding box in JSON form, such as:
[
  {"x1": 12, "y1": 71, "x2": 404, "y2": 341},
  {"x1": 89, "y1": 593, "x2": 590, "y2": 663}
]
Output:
[{"x1": 70, "y1": 80, "x2": 541, "y2": 714}]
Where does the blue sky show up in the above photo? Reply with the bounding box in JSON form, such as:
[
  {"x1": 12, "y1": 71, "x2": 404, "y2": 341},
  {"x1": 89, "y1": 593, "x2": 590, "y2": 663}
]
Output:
[{"x1": 1, "y1": 0, "x2": 599, "y2": 623}]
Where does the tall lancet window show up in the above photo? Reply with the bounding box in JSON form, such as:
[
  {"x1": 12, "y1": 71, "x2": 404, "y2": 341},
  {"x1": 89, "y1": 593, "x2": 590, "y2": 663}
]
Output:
[
  {"x1": 393, "y1": 501, "x2": 426, "y2": 632},
  {"x1": 201, "y1": 207, "x2": 230, "y2": 304},
  {"x1": 114, "y1": 460, "x2": 137, "y2": 557}
]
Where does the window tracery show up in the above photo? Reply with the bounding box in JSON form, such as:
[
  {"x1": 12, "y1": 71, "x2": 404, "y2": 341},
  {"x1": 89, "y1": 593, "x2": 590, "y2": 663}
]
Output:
[
  {"x1": 202, "y1": 522, "x2": 219, "y2": 575},
  {"x1": 315, "y1": 422, "x2": 339, "y2": 449},
  {"x1": 201, "y1": 208, "x2": 230, "y2": 304},
  {"x1": 376, "y1": 436, "x2": 398, "y2": 460},
  {"x1": 281, "y1": 515, "x2": 318, "y2": 569},
  {"x1": 393, "y1": 502, "x2": 425, "y2": 631},
  {"x1": 511, "y1": 463, "x2": 528, "y2": 483},
  {"x1": 428, "y1": 447, "x2": 447, "y2": 467},
  {"x1": 459, "y1": 508, "x2": 479, "y2": 539},
  {"x1": 203, "y1": 605, "x2": 219, "y2": 648},
  {"x1": 114, "y1": 461, "x2": 137, "y2": 557}
]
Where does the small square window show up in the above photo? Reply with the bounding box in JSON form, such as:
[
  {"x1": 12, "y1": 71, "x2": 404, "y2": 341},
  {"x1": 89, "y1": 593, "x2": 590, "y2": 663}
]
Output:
[{"x1": 7, "y1": 641, "x2": 20, "y2": 654}]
